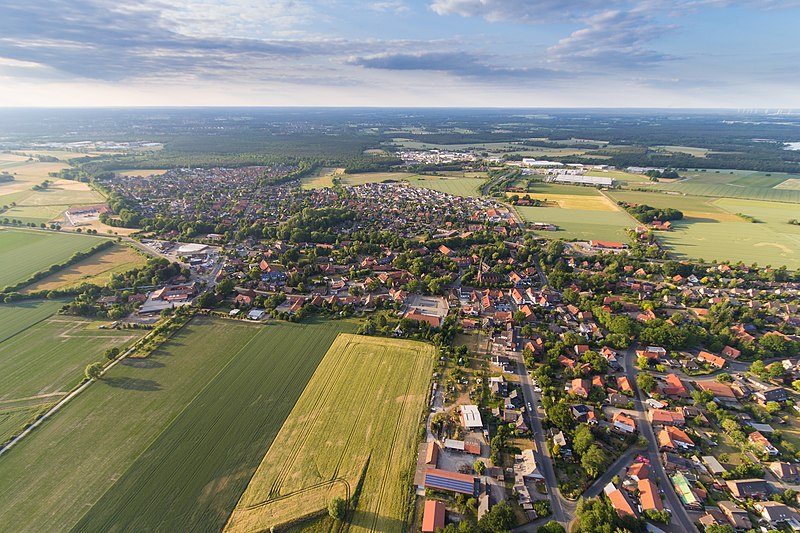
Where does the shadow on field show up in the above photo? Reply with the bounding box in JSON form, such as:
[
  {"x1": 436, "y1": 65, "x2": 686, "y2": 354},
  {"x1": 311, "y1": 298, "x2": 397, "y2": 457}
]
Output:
[
  {"x1": 120, "y1": 358, "x2": 165, "y2": 369},
  {"x1": 104, "y1": 377, "x2": 162, "y2": 391}
]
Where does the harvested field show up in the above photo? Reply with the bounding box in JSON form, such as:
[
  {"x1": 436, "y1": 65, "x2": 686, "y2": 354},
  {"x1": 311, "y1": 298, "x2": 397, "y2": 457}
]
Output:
[
  {"x1": 226, "y1": 334, "x2": 435, "y2": 533},
  {"x1": 23, "y1": 243, "x2": 147, "y2": 292}
]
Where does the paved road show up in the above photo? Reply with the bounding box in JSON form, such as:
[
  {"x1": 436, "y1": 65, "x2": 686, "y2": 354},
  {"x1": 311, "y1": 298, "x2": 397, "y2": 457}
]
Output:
[
  {"x1": 511, "y1": 351, "x2": 570, "y2": 526},
  {"x1": 624, "y1": 345, "x2": 698, "y2": 533}
]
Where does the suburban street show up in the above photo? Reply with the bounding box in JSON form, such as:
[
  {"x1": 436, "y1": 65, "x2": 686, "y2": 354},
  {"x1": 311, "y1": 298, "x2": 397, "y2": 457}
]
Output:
[
  {"x1": 512, "y1": 350, "x2": 570, "y2": 526},
  {"x1": 624, "y1": 345, "x2": 699, "y2": 533}
]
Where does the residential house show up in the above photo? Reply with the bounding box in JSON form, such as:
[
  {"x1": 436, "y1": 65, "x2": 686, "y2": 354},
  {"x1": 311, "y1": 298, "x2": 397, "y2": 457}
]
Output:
[
  {"x1": 697, "y1": 351, "x2": 727, "y2": 369},
  {"x1": 627, "y1": 462, "x2": 650, "y2": 482},
  {"x1": 607, "y1": 488, "x2": 638, "y2": 518},
  {"x1": 571, "y1": 404, "x2": 598, "y2": 425},
  {"x1": 749, "y1": 431, "x2": 779, "y2": 456},
  {"x1": 650, "y1": 409, "x2": 686, "y2": 427},
  {"x1": 717, "y1": 501, "x2": 752, "y2": 530},
  {"x1": 770, "y1": 461, "x2": 800, "y2": 483},
  {"x1": 637, "y1": 346, "x2": 667, "y2": 360},
  {"x1": 612, "y1": 412, "x2": 636, "y2": 434},
  {"x1": 726, "y1": 479, "x2": 770, "y2": 500},
  {"x1": 658, "y1": 426, "x2": 695, "y2": 451},
  {"x1": 638, "y1": 478, "x2": 663, "y2": 511},
  {"x1": 660, "y1": 373, "x2": 689, "y2": 398},
  {"x1": 755, "y1": 501, "x2": 798, "y2": 526}
]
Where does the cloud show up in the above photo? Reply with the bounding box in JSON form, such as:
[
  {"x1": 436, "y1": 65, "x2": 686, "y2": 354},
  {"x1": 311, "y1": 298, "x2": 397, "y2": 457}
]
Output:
[
  {"x1": 546, "y1": 10, "x2": 676, "y2": 68},
  {"x1": 348, "y1": 51, "x2": 564, "y2": 80}
]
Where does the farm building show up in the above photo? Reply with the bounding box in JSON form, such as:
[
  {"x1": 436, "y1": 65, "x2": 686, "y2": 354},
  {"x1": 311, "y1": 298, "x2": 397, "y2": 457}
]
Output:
[
  {"x1": 425, "y1": 442, "x2": 439, "y2": 467},
  {"x1": 460, "y1": 405, "x2": 483, "y2": 429},
  {"x1": 424, "y1": 468, "x2": 478, "y2": 496},
  {"x1": 422, "y1": 500, "x2": 446, "y2": 532},
  {"x1": 247, "y1": 309, "x2": 267, "y2": 320},
  {"x1": 551, "y1": 174, "x2": 614, "y2": 187}
]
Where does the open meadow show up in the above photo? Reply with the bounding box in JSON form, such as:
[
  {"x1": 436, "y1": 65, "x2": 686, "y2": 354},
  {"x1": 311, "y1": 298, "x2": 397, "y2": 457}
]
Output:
[
  {"x1": 407, "y1": 174, "x2": 485, "y2": 197},
  {"x1": 22, "y1": 243, "x2": 147, "y2": 292},
  {"x1": 0, "y1": 302, "x2": 139, "y2": 443},
  {"x1": 0, "y1": 316, "x2": 354, "y2": 533},
  {"x1": 0, "y1": 229, "x2": 102, "y2": 289},
  {"x1": 226, "y1": 334, "x2": 435, "y2": 533}
]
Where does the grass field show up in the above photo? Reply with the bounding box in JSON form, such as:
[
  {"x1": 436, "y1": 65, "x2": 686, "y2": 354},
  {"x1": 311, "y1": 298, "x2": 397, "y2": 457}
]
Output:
[
  {"x1": 0, "y1": 229, "x2": 102, "y2": 289},
  {"x1": 0, "y1": 317, "x2": 354, "y2": 533},
  {"x1": 527, "y1": 181, "x2": 605, "y2": 196},
  {"x1": 23, "y1": 243, "x2": 147, "y2": 292},
  {"x1": 226, "y1": 334, "x2": 435, "y2": 533},
  {"x1": 0, "y1": 311, "x2": 140, "y2": 443}
]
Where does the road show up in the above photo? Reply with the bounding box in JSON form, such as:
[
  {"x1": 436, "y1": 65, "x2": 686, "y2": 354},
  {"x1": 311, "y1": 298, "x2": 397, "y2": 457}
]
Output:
[
  {"x1": 511, "y1": 350, "x2": 570, "y2": 526},
  {"x1": 624, "y1": 345, "x2": 698, "y2": 533}
]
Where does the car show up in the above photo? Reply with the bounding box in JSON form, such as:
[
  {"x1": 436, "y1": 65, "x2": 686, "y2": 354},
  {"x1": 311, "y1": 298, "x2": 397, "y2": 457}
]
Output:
[
  {"x1": 533, "y1": 387, "x2": 542, "y2": 393},
  {"x1": 527, "y1": 402, "x2": 533, "y2": 409}
]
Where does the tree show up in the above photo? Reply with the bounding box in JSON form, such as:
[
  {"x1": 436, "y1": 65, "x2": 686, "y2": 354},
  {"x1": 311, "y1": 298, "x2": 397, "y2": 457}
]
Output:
[
  {"x1": 328, "y1": 496, "x2": 346, "y2": 520},
  {"x1": 574, "y1": 424, "x2": 595, "y2": 456},
  {"x1": 478, "y1": 500, "x2": 515, "y2": 533},
  {"x1": 581, "y1": 444, "x2": 608, "y2": 478},
  {"x1": 85, "y1": 362, "x2": 104, "y2": 381},
  {"x1": 474, "y1": 460, "x2": 486, "y2": 475},
  {"x1": 104, "y1": 347, "x2": 120, "y2": 360},
  {"x1": 636, "y1": 373, "x2": 656, "y2": 394},
  {"x1": 766, "y1": 401, "x2": 782, "y2": 415},
  {"x1": 537, "y1": 520, "x2": 565, "y2": 533},
  {"x1": 704, "y1": 524, "x2": 735, "y2": 533},
  {"x1": 716, "y1": 372, "x2": 732, "y2": 383},
  {"x1": 195, "y1": 292, "x2": 218, "y2": 308}
]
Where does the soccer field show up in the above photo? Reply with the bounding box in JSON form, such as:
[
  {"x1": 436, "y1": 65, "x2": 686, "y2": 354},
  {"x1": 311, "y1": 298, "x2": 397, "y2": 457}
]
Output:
[{"x1": 226, "y1": 334, "x2": 435, "y2": 533}]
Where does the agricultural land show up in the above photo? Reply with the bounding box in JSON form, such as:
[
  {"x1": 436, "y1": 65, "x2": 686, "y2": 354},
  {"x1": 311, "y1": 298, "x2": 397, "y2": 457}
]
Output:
[
  {"x1": 0, "y1": 316, "x2": 353, "y2": 533},
  {"x1": 0, "y1": 229, "x2": 102, "y2": 289},
  {"x1": 226, "y1": 334, "x2": 436, "y2": 533},
  {"x1": 0, "y1": 301, "x2": 140, "y2": 444},
  {"x1": 22, "y1": 243, "x2": 148, "y2": 292}
]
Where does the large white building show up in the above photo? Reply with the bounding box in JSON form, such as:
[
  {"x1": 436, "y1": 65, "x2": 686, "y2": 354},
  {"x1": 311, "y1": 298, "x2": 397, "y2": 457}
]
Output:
[{"x1": 460, "y1": 405, "x2": 483, "y2": 429}]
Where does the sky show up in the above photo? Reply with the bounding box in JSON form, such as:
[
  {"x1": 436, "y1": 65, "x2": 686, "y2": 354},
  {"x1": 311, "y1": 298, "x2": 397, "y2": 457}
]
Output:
[{"x1": 1, "y1": 0, "x2": 799, "y2": 108}]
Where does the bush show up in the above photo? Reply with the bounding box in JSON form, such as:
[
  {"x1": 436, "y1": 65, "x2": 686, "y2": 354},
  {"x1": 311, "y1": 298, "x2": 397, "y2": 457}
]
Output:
[{"x1": 328, "y1": 496, "x2": 346, "y2": 520}]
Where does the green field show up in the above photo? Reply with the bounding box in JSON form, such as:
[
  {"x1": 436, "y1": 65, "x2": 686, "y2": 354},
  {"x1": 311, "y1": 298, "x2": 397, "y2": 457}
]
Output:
[
  {"x1": 638, "y1": 169, "x2": 800, "y2": 203},
  {"x1": 0, "y1": 313, "x2": 140, "y2": 443},
  {"x1": 527, "y1": 181, "x2": 604, "y2": 196},
  {"x1": 408, "y1": 175, "x2": 485, "y2": 197},
  {"x1": 0, "y1": 316, "x2": 354, "y2": 532},
  {"x1": 604, "y1": 190, "x2": 735, "y2": 219},
  {"x1": 0, "y1": 229, "x2": 101, "y2": 289},
  {"x1": 654, "y1": 198, "x2": 800, "y2": 268},
  {"x1": 517, "y1": 205, "x2": 636, "y2": 241},
  {"x1": 226, "y1": 334, "x2": 435, "y2": 533},
  {"x1": 0, "y1": 299, "x2": 64, "y2": 343}
]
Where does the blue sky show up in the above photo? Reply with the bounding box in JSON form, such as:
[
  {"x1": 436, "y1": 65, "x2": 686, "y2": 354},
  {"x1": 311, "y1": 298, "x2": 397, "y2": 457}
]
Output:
[{"x1": 0, "y1": 0, "x2": 798, "y2": 107}]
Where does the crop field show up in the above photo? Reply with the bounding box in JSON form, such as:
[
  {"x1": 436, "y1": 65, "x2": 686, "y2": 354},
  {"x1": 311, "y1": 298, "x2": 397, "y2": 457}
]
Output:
[
  {"x1": 0, "y1": 317, "x2": 353, "y2": 532},
  {"x1": 639, "y1": 169, "x2": 800, "y2": 203},
  {"x1": 605, "y1": 190, "x2": 740, "y2": 221},
  {"x1": 115, "y1": 168, "x2": 170, "y2": 177},
  {"x1": 511, "y1": 190, "x2": 619, "y2": 211},
  {"x1": 652, "y1": 145, "x2": 710, "y2": 157},
  {"x1": 652, "y1": 198, "x2": 800, "y2": 268},
  {"x1": 518, "y1": 205, "x2": 636, "y2": 241},
  {"x1": 300, "y1": 167, "x2": 344, "y2": 189},
  {"x1": 527, "y1": 181, "x2": 605, "y2": 196},
  {"x1": 23, "y1": 244, "x2": 147, "y2": 292},
  {"x1": 0, "y1": 229, "x2": 101, "y2": 289},
  {"x1": 0, "y1": 313, "x2": 139, "y2": 443},
  {"x1": 0, "y1": 299, "x2": 64, "y2": 344},
  {"x1": 774, "y1": 178, "x2": 800, "y2": 191},
  {"x1": 408, "y1": 175, "x2": 485, "y2": 197},
  {"x1": 226, "y1": 334, "x2": 435, "y2": 533},
  {"x1": 339, "y1": 172, "x2": 417, "y2": 186}
]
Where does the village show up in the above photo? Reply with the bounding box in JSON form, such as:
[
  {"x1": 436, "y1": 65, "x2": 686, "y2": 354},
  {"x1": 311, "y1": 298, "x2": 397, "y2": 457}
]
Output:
[{"x1": 69, "y1": 163, "x2": 800, "y2": 533}]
